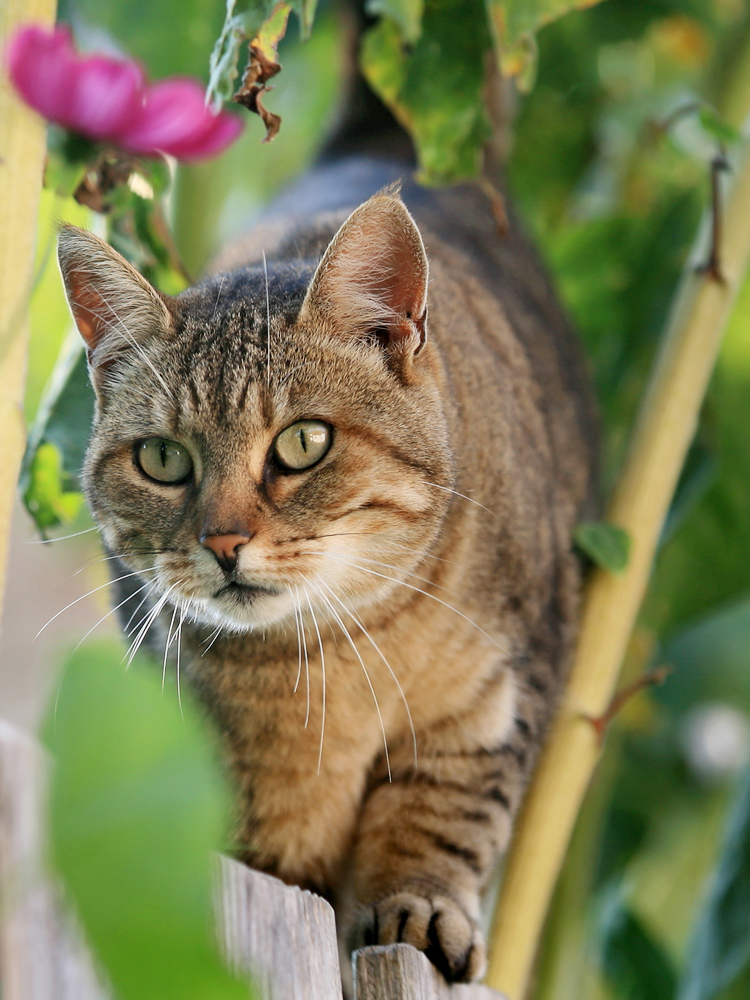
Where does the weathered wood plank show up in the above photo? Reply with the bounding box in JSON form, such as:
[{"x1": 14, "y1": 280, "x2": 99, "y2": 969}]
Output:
[
  {"x1": 353, "y1": 944, "x2": 507, "y2": 1000},
  {"x1": 2, "y1": 721, "x2": 504, "y2": 1000},
  {"x1": 0, "y1": 721, "x2": 108, "y2": 1000},
  {"x1": 218, "y1": 855, "x2": 342, "y2": 1000}
]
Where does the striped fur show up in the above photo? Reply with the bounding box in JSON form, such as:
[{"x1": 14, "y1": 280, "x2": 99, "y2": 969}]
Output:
[{"x1": 59, "y1": 164, "x2": 597, "y2": 984}]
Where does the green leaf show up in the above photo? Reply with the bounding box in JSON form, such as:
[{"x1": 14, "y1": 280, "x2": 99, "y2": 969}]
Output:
[
  {"x1": 43, "y1": 641, "x2": 252, "y2": 1000},
  {"x1": 484, "y1": 0, "x2": 610, "y2": 89},
  {"x1": 574, "y1": 521, "x2": 631, "y2": 573},
  {"x1": 73, "y1": 0, "x2": 229, "y2": 82},
  {"x1": 698, "y1": 107, "x2": 742, "y2": 148},
  {"x1": 599, "y1": 896, "x2": 677, "y2": 1000},
  {"x1": 22, "y1": 442, "x2": 84, "y2": 532},
  {"x1": 654, "y1": 596, "x2": 750, "y2": 717},
  {"x1": 361, "y1": 0, "x2": 492, "y2": 185},
  {"x1": 44, "y1": 128, "x2": 91, "y2": 199},
  {"x1": 20, "y1": 339, "x2": 94, "y2": 533},
  {"x1": 366, "y1": 0, "x2": 424, "y2": 44},
  {"x1": 678, "y1": 766, "x2": 750, "y2": 1000},
  {"x1": 207, "y1": 0, "x2": 318, "y2": 110}
]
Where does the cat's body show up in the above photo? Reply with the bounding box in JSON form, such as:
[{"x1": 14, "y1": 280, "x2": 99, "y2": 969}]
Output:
[{"x1": 59, "y1": 125, "x2": 597, "y2": 981}]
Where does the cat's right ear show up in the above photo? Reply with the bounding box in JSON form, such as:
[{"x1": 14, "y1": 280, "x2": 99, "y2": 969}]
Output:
[
  {"x1": 299, "y1": 194, "x2": 429, "y2": 368},
  {"x1": 57, "y1": 225, "x2": 172, "y2": 390}
]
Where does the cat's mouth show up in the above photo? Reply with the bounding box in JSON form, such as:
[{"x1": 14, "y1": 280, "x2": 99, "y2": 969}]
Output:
[{"x1": 214, "y1": 580, "x2": 281, "y2": 604}]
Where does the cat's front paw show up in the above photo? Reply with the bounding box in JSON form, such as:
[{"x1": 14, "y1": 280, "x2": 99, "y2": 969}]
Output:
[{"x1": 354, "y1": 891, "x2": 486, "y2": 982}]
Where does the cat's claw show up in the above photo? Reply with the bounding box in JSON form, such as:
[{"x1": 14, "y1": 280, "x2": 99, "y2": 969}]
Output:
[{"x1": 355, "y1": 891, "x2": 486, "y2": 983}]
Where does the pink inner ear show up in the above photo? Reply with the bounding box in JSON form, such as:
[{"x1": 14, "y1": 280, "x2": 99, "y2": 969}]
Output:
[
  {"x1": 65, "y1": 267, "x2": 110, "y2": 350},
  {"x1": 354, "y1": 214, "x2": 427, "y2": 321},
  {"x1": 306, "y1": 197, "x2": 429, "y2": 339}
]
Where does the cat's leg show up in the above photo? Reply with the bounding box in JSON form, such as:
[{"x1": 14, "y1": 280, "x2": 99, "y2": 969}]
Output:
[{"x1": 346, "y1": 668, "x2": 551, "y2": 982}]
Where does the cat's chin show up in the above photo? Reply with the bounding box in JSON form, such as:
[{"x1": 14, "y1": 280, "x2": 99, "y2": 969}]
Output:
[{"x1": 182, "y1": 584, "x2": 294, "y2": 634}]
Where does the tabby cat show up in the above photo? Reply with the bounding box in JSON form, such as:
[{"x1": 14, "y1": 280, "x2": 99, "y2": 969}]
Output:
[{"x1": 57, "y1": 64, "x2": 597, "y2": 986}]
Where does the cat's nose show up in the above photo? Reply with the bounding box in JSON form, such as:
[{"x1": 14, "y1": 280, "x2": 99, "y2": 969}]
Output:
[{"x1": 200, "y1": 533, "x2": 252, "y2": 573}]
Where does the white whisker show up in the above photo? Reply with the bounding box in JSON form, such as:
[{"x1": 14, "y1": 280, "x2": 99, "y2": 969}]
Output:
[
  {"x1": 124, "y1": 583, "x2": 158, "y2": 635},
  {"x1": 200, "y1": 624, "x2": 224, "y2": 656},
  {"x1": 73, "y1": 578, "x2": 155, "y2": 653},
  {"x1": 376, "y1": 537, "x2": 459, "y2": 566},
  {"x1": 317, "y1": 577, "x2": 417, "y2": 769},
  {"x1": 292, "y1": 591, "x2": 303, "y2": 694},
  {"x1": 82, "y1": 289, "x2": 175, "y2": 399},
  {"x1": 304, "y1": 587, "x2": 326, "y2": 774},
  {"x1": 424, "y1": 481, "x2": 499, "y2": 521},
  {"x1": 125, "y1": 584, "x2": 175, "y2": 666},
  {"x1": 72, "y1": 548, "x2": 161, "y2": 577},
  {"x1": 311, "y1": 581, "x2": 391, "y2": 782},
  {"x1": 163, "y1": 603, "x2": 179, "y2": 692},
  {"x1": 263, "y1": 249, "x2": 271, "y2": 386},
  {"x1": 28, "y1": 525, "x2": 101, "y2": 544},
  {"x1": 176, "y1": 602, "x2": 186, "y2": 719},
  {"x1": 279, "y1": 361, "x2": 314, "y2": 387},
  {"x1": 308, "y1": 552, "x2": 506, "y2": 655},
  {"x1": 335, "y1": 552, "x2": 457, "y2": 596},
  {"x1": 36, "y1": 568, "x2": 152, "y2": 639},
  {"x1": 295, "y1": 584, "x2": 310, "y2": 727},
  {"x1": 211, "y1": 275, "x2": 226, "y2": 323}
]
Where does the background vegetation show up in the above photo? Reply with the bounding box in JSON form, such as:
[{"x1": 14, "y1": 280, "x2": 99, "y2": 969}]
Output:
[{"x1": 11, "y1": 0, "x2": 750, "y2": 997}]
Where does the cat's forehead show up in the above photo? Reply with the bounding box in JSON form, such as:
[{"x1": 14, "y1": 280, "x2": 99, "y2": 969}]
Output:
[
  {"x1": 133, "y1": 271, "x2": 384, "y2": 437},
  {"x1": 170, "y1": 268, "x2": 310, "y2": 391}
]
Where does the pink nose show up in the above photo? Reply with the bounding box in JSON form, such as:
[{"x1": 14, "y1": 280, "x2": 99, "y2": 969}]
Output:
[{"x1": 201, "y1": 533, "x2": 251, "y2": 572}]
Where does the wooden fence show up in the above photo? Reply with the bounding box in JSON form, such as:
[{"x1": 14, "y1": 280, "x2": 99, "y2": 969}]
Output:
[{"x1": 0, "y1": 722, "x2": 505, "y2": 1000}]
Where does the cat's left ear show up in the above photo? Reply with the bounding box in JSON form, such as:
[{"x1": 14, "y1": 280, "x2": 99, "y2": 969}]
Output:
[
  {"x1": 57, "y1": 225, "x2": 173, "y2": 390},
  {"x1": 299, "y1": 193, "x2": 428, "y2": 360}
]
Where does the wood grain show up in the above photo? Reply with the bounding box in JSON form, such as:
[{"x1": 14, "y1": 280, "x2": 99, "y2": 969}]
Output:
[
  {"x1": 354, "y1": 944, "x2": 506, "y2": 1000},
  {"x1": 218, "y1": 855, "x2": 342, "y2": 999},
  {"x1": 2, "y1": 722, "x2": 506, "y2": 999},
  {"x1": 0, "y1": 721, "x2": 108, "y2": 1000}
]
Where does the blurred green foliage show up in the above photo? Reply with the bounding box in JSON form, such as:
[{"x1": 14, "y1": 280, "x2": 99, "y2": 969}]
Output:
[
  {"x1": 44, "y1": 641, "x2": 252, "y2": 1000},
  {"x1": 22, "y1": 0, "x2": 750, "y2": 996}
]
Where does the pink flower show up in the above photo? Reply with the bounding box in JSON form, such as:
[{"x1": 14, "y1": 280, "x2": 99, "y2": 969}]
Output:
[{"x1": 6, "y1": 25, "x2": 243, "y2": 162}]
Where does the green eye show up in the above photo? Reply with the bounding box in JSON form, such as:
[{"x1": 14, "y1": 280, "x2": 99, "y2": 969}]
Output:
[
  {"x1": 136, "y1": 438, "x2": 193, "y2": 484},
  {"x1": 274, "y1": 421, "x2": 331, "y2": 471}
]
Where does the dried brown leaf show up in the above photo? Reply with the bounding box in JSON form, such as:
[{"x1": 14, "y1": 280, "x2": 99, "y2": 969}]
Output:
[{"x1": 232, "y1": 44, "x2": 283, "y2": 141}]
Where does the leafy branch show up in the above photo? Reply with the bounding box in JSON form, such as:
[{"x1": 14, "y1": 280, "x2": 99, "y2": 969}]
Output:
[
  {"x1": 207, "y1": 0, "x2": 611, "y2": 184},
  {"x1": 486, "y1": 97, "x2": 750, "y2": 1000}
]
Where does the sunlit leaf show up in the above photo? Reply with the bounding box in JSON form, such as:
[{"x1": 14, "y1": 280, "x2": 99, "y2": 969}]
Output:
[
  {"x1": 484, "y1": 0, "x2": 610, "y2": 89},
  {"x1": 697, "y1": 106, "x2": 742, "y2": 148},
  {"x1": 361, "y1": 0, "x2": 491, "y2": 185},
  {"x1": 678, "y1": 766, "x2": 750, "y2": 1000},
  {"x1": 574, "y1": 522, "x2": 631, "y2": 573},
  {"x1": 366, "y1": 0, "x2": 424, "y2": 44},
  {"x1": 20, "y1": 339, "x2": 93, "y2": 533},
  {"x1": 22, "y1": 442, "x2": 83, "y2": 533},
  {"x1": 254, "y1": 2, "x2": 292, "y2": 61},
  {"x1": 43, "y1": 641, "x2": 252, "y2": 1000},
  {"x1": 207, "y1": 0, "x2": 318, "y2": 110}
]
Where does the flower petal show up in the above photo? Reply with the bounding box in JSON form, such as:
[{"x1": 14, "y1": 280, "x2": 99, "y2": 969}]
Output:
[
  {"x1": 67, "y1": 56, "x2": 145, "y2": 141},
  {"x1": 119, "y1": 78, "x2": 211, "y2": 154},
  {"x1": 6, "y1": 25, "x2": 77, "y2": 124},
  {"x1": 165, "y1": 112, "x2": 244, "y2": 161},
  {"x1": 6, "y1": 25, "x2": 243, "y2": 162}
]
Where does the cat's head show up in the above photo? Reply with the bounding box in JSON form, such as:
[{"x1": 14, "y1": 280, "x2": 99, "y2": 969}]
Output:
[{"x1": 58, "y1": 193, "x2": 452, "y2": 633}]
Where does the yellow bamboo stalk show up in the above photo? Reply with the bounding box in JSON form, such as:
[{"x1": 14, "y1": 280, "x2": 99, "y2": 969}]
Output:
[
  {"x1": 485, "y1": 120, "x2": 750, "y2": 999},
  {"x1": 0, "y1": 0, "x2": 57, "y2": 618}
]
